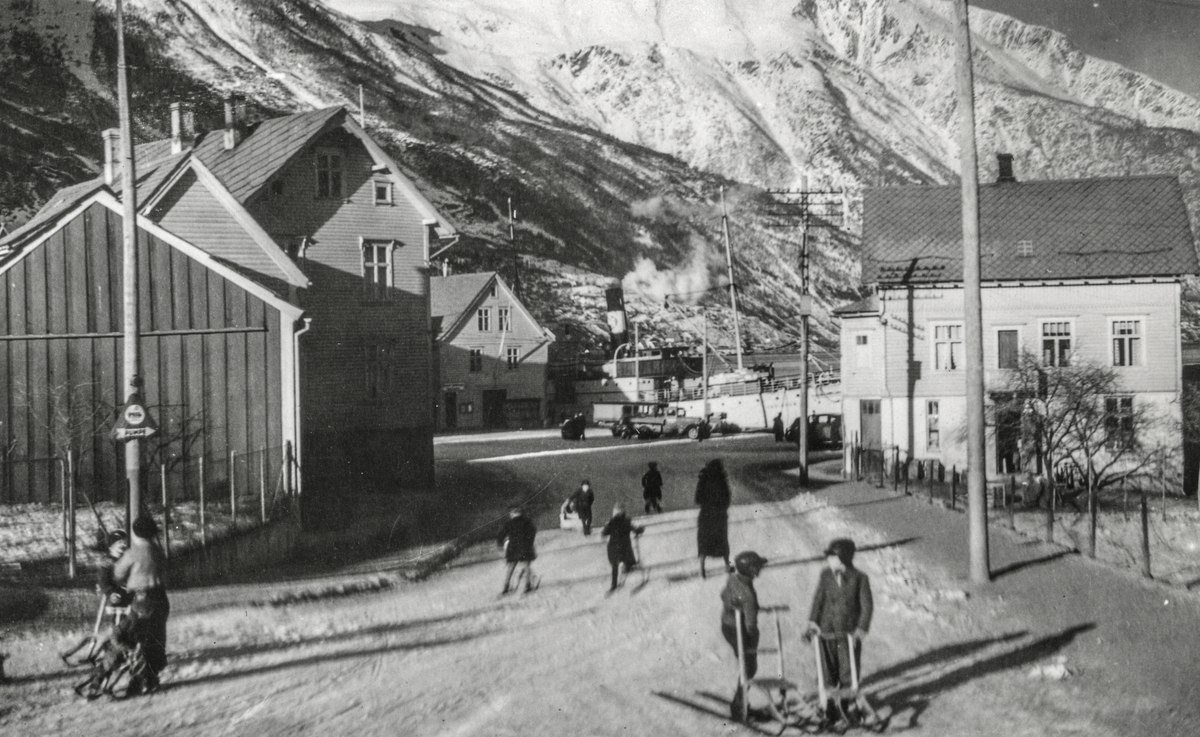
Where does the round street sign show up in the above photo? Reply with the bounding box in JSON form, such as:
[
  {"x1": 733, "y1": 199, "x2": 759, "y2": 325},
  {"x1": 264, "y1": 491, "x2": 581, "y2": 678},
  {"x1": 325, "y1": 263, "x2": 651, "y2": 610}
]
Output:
[{"x1": 123, "y1": 404, "x2": 147, "y2": 426}]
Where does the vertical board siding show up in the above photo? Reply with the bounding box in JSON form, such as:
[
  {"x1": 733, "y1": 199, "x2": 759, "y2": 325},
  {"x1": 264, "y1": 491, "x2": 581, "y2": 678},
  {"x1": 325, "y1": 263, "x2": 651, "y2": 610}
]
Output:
[{"x1": 0, "y1": 203, "x2": 288, "y2": 504}]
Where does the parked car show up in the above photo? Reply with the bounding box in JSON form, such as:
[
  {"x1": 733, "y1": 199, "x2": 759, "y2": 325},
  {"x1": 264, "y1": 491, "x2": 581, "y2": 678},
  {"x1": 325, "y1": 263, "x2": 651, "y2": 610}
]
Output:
[
  {"x1": 595, "y1": 402, "x2": 707, "y2": 440},
  {"x1": 786, "y1": 414, "x2": 843, "y2": 449}
]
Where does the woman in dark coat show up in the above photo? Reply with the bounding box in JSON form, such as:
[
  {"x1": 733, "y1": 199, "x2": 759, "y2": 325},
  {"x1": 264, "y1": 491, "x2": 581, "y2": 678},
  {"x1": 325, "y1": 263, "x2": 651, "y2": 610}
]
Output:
[
  {"x1": 601, "y1": 503, "x2": 644, "y2": 592},
  {"x1": 695, "y1": 458, "x2": 732, "y2": 578}
]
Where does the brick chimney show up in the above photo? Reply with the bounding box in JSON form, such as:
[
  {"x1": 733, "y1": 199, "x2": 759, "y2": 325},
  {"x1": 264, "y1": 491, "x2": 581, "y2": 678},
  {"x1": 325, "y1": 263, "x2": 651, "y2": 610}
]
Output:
[
  {"x1": 170, "y1": 102, "x2": 195, "y2": 154},
  {"x1": 997, "y1": 153, "x2": 1016, "y2": 183},
  {"x1": 102, "y1": 129, "x2": 120, "y2": 186},
  {"x1": 223, "y1": 94, "x2": 244, "y2": 150}
]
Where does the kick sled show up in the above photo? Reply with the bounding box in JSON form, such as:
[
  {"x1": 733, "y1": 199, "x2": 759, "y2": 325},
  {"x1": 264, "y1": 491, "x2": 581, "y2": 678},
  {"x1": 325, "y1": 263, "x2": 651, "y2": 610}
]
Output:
[
  {"x1": 62, "y1": 593, "x2": 152, "y2": 699},
  {"x1": 733, "y1": 609, "x2": 885, "y2": 734}
]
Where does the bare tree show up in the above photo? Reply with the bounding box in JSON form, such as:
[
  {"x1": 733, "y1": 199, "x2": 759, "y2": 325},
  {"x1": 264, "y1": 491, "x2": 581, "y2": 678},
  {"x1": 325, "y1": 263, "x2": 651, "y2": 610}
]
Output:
[{"x1": 994, "y1": 350, "x2": 1164, "y2": 557}]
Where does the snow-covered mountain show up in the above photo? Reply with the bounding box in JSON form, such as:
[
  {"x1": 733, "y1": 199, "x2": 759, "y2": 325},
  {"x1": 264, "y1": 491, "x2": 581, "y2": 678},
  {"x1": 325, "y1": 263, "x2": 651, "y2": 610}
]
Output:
[{"x1": 4, "y1": 0, "x2": 1200, "y2": 354}]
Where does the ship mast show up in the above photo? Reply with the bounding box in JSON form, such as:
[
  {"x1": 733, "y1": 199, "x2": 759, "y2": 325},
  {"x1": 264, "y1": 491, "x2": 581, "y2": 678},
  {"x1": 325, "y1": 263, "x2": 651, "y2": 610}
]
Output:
[{"x1": 720, "y1": 186, "x2": 744, "y2": 371}]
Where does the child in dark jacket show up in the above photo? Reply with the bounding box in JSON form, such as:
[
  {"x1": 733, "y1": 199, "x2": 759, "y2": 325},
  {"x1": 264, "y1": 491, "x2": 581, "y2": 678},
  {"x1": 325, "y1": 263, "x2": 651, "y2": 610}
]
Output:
[
  {"x1": 498, "y1": 508, "x2": 538, "y2": 595},
  {"x1": 601, "y1": 503, "x2": 643, "y2": 592},
  {"x1": 721, "y1": 550, "x2": 768, "y2": 719},
  {"x1": 805, "y1": 538, "x2": 873, "y2": 726}
]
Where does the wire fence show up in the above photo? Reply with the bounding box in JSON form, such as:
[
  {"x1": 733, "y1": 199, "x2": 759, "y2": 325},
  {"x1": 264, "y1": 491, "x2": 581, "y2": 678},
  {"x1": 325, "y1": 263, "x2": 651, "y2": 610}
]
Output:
[
  {"x1": 845, "y1": 441, "x2": 1200, "y2": 581},
  {"x1": 0, "y1": 442, "x2": 297, "y2": 579}
]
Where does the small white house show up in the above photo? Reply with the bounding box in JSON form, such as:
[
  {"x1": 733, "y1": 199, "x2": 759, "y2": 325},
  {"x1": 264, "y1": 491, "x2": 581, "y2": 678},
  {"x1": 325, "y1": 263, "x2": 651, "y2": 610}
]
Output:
[
  {"x1": 431, "y1": 273, "x2": 554, "y2": 430},
  {"x1": 839, "y1": 163, "x2": 1199, "y2": 475}
]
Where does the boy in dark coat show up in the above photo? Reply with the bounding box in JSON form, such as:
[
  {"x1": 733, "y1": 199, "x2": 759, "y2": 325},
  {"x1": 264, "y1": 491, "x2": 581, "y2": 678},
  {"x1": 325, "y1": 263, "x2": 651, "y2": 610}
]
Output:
[
  {"x1": 498, "y1": 508, "x2": 538, "y2": 595},
  {"x1": 569, "y1": 480, "x2": 595, "y2": 535},
  {"x1": 641, "y1": 462, "x2": 663, "y2": 513},
  {"x1": 805, "y1": 538, "x2": 873, "y2": 727},
  {"x1": 601, "y1": 503, "x2": 644, "y2": 592},
  {"x1": 721, "y1": 550, "x2": 768, "y2": 719}
]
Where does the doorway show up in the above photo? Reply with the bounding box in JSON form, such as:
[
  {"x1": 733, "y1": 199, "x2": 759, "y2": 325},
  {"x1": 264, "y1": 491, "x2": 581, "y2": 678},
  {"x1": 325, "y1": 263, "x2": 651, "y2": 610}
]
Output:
[
  {"x1": 482, "y1": 389, "x2": 507, "y2": 429},
  {"x1": 444, "y1": 391, "x2": 458, "y2": 430},
  {"x1": 993, "y1": 393, "x2": 1022, "y2": 474},
  {"x1": 860, "y1": 399, "x2": 882, "y2": 449}
]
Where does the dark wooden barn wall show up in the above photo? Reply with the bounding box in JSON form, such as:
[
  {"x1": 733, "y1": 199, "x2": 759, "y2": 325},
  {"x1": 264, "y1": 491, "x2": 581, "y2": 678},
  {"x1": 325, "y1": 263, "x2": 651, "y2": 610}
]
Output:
[{"x1": 0, "y1": 203, "x2": 284, "y2": 504}]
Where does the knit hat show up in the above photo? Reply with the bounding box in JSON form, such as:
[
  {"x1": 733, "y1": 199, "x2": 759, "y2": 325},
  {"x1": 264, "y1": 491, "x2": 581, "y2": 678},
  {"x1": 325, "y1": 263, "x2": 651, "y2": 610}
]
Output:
[
  {"x1": 824, "y1": 538, "x2": 856, "y2": 566},
  {"x1": 734, "y1": 550, "x2": 769, "y2": 576}
]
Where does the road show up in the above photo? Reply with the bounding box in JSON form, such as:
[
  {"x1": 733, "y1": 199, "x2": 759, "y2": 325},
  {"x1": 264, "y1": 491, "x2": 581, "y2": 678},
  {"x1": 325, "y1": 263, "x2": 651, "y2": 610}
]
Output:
[{"x1": 2, "y1": 431, "x2": 1199, "y2": 736}]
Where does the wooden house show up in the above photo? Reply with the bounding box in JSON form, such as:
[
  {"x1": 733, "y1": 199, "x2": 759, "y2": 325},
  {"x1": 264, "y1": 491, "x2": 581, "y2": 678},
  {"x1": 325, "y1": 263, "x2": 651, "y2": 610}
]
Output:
[
  {"x1": 839, "y1": 161, "x2": 1199, "y2": 476},
  {"x1": 0, "y1": 102, "x2": 456, "y2": 507},
  {"x1": 431, "y1": 273, "x2": 554, "y2": 430}
]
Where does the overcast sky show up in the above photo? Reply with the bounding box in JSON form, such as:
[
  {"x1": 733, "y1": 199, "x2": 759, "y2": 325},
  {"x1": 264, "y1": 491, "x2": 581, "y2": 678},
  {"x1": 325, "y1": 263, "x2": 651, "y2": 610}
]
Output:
[{"x1": 966, "y1": 0, "x2": 1200, "y2": 98}]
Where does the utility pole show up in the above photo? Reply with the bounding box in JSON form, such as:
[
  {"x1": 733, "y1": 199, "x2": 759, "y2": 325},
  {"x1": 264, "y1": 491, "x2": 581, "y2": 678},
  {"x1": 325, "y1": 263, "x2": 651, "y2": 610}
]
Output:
[
  {"x1": 766, "y1": 181, "x2": 845, "y2": 487},
  {"x1": 953, "y1": 0, "x2": 990, "y2": 584},
  {"x1": 117, "y1": 0, "x2": 143, "y2": 527},
  {"x1": 702, "y1": 314, "x2": 710, "y2": 421},
  {"x1": 507, "y1": 197, "x2": 521, "y2": 300},
  {"x1": 719, "y1": 186, "x2": 744, "y2": 371}
]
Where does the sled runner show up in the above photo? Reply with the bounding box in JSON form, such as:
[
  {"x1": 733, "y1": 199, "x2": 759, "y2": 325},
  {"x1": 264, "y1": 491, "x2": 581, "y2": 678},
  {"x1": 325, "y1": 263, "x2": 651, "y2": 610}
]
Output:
[{"x1": 64, "y1": 594, "x2": 151, "y2": 700}]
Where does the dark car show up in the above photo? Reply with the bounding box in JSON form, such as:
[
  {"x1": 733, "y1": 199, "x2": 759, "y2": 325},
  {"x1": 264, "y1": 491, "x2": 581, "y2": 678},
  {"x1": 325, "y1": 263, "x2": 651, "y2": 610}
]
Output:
[{"x1": 786, "y1": 414, "x2": 843, "y2": 450}]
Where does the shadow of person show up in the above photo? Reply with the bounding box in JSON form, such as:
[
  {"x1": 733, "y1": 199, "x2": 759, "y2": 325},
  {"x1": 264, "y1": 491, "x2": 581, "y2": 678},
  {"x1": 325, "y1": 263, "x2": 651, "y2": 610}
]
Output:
[{"x1": 866, "y1": 623, "x2": 1095, "y2": 730}]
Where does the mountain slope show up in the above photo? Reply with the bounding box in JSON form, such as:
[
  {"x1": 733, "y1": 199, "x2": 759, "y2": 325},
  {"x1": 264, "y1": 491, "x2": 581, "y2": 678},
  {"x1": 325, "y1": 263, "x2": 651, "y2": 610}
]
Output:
[{"x1": 4, "y1": 0, "x2": 1200, "y2": 358}]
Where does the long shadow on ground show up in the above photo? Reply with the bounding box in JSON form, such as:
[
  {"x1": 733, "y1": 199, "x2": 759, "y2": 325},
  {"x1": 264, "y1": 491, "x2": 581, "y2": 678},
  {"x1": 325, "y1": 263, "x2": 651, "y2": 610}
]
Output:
[{"x1": 865, "y1": 623, "x2": 1096, "y2": 729}]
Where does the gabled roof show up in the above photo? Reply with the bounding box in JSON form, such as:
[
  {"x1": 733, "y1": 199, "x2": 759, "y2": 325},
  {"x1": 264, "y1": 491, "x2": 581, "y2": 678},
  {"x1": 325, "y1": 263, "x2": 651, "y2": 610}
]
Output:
[
  {"x1": 862, "y1": 175, "x2": 1200, "y2": 285},
  {"x1": 431, "y1": 272, "x2": 553, "y2": 344}
]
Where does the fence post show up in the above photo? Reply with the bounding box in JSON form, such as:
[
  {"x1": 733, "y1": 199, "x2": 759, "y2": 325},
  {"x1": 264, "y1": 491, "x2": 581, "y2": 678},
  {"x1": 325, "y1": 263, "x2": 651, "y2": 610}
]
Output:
[
  {"x1": 161, "y1": 463, "x2": 170, "y2": 560},
  {"x1": 67, "y1": 451, "x2": 76, "y2": 579},
  {"x1": 1122, "y1": 477, "x2": 1128, "y2": 522},
  {"x1": 1160, "y1": 448, "x2": 1167, "y2": 523},
  {"x1": 285, "y1": 441, "x2": 294, "y2": 496},
  {"x1": 230, "y1": 450, "x2": 237, "y2": 526},
  {"x1": 950, "y1": 466, "x2": 957, "y2": 510},
  {"x1": 892, "y1": 448, "x2": 899, "y2": 492},
  {"x1": 1007, "y1": 475, "x2": 1015, "y2": 529},
  {"x1": 1140, "y1": 486, "x2": 1152, "y2": 579},
  {"x1": 260, "y1": 447, "x2": 267, "y2": 523},
  {"x1": 61, "y1": 457, "x2": 68, "y2": 545},
  {"x1": 199, "y1": 456, "x2": 207, "y2": 548},
  {"x1": 904, "y1": 457, "x2": 910, "y2": 496}
]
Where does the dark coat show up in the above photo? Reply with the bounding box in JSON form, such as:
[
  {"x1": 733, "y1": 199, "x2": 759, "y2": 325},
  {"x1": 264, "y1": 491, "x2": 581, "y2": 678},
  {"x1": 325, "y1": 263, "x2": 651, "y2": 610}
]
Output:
[
  {"x1": 570, "y1": 487, "x2": 595, "y2": 516},
  {"x1": 602, "y1": 512, "x2": 643, "y2": 567},
  {"x1": 695, "y1": 465, "x2": 731, "y2": 558},
  {"x1": 641, "y1": 468, "x2": 663, "y2": 499},
  {"x1": 772, "y1": 415, "x2": 785, "y2": 440},
  {"x1": 807, "y1": 566, "x2": 873, "y2": 636},
  {"x1": 720, "y1": 571, "x2": 759, "y2": 634},
  {"x1": 498, "y1": 515, "x2": 537, "y2": 562}
]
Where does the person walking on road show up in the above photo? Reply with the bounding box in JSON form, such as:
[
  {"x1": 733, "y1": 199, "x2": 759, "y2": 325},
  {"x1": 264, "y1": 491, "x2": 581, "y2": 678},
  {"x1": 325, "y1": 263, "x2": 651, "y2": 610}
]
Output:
[
  {"x1": 498, "y1": 508, "x2": 538, "y2": 595},
  {"x1": 601, "y1": 502, "x2": 644, "y2": 593},
  {"x1": 695, "y1": 458, "x2": 732, "y2": 578},
  {"x1": 642, "y1": 461, "x2": 664, "y2": 513},
  {"x1": 772, "y1": 413, "x2": 785, "y2": 442},
  {"x1": 112, "y1": 516, "x2": 170, "y2": 693},
  {"x1": 570, "y1": 480, "x2": 596, "y2": 535},
  {"x1": 721, "y1": 550, "x2": 768, "y2": 719},
  {"x1": 804, "y1": 538, "x2": 873, "y2": 729}
]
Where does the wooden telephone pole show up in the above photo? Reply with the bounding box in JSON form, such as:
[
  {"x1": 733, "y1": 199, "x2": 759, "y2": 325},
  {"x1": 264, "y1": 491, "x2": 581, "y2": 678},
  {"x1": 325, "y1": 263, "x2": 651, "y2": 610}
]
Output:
[
  {"x1": 766, "y1": 181, "x2": 846, "y2": 486},
  {"x1": 953, "y1": 0, "x2": 991, "y2": 584}
]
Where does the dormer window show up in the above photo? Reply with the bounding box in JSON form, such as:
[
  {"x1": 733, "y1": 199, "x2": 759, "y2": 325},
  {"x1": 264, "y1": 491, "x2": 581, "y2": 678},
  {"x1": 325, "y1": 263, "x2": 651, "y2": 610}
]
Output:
[
  {"x1": 374, "y1": 181, "x2": 392, "y2": 205},
  {"x1": 1016, "y1": 240, "x2": 1033, "y2": 258},
  {"x1": 316, "y1": 150, "x2": 344, "y2": 199}
]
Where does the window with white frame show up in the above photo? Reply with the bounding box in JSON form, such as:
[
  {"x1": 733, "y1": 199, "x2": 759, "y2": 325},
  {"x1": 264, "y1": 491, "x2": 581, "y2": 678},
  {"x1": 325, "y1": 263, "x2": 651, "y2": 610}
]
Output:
[
  {"x1": 362, "y1": 240, "x2": 392, "y2": 300},
  {"x1": 933, "y1": 324, "x2": 964, "y2": 371},
  {"x1": 1111, "y1": 319, "x2": 1142, "y2": 367},
  {"x1": 315, "y1": 150, "x2": 344, "y2": 199},
  {"x1": 1104, "y1": 395, "x2": 1134, "y2": 448},
  {"x1": 469, "y1": 348, "x2": 483, "y2": 373},
  {"x1": 926, "y1": 400, "x2": 940, "y2": 450},
  {"x1": 373, "y1": 180, "x2": 392, "y2": 205},
  {"x1": 997, "y1": 329, "x2": 1019, "y2": 369},
  {"x1": 506, "y1": 346, "x2": 519, "y2": 369},
  {"x1": 1042, "y1": 321, "x2": 1072, "y2": 367},
  {"x1": 477, "y1": 308, "x2": 491, "y2": 332},
  {"x1": 498, "y1": 307, "x2": 512, "y2": 332},
  {"x1": 853, "y1": 333, "x2": 871, "y2": 368},
  {"x1": 364, "y1": 343, "x2": 392, "y2": 398}
]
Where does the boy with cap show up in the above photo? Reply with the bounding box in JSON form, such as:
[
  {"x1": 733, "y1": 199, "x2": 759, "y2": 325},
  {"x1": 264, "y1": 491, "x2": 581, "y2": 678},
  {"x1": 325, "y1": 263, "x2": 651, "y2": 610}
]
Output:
[
  {"x1": 498, "y1": 507, "x2": 538, "y2": 595},
  {"x1": 805, "y1": 538, "x2": 873, "y2": 728},
  {"x1": 721, "y1": 550, "x2": 768, "y2": 719}
]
